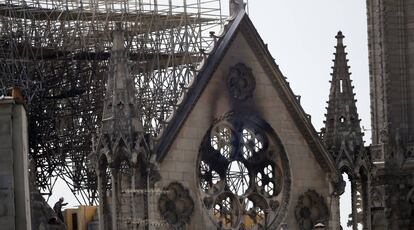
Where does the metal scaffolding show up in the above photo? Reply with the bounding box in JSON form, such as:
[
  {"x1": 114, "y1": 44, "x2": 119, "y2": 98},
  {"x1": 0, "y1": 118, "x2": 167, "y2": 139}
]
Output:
[{"x1": 0, "y1": 0, "x2": 224, "y2": 204}]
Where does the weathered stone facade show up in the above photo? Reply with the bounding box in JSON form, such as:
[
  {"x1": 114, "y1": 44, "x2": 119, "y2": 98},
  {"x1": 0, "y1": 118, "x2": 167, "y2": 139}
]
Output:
[
  {"x1": 151, "y1": 8, "x2": 341, "y2": 229},
  {"x1": 85, "y1": 1, "x2": 414, "y2": 229},
  {"x1": 88, "y1": 26, "x2": 152, "y2": 230},
  {"x1": 367, "y1": 0, "x2": 414, "y2": 229},
  {"x1": 89, "y1": 6, "x2": 343, "y2": 230},
  {"x1": 0, "y1": 98, "x2": 32, "y2": 230}
]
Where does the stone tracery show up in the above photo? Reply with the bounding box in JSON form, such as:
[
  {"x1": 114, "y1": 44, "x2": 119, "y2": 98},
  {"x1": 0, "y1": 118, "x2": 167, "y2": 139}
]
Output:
[
  {"x1": 198, "y1": 113, "x2": 290, "y2": 229},
  {"x1": 158, "y1": 182, "x2": 195, "y2": 228},
  {"x1": 227, "y1": 63, "x2": 256, "y2": 101},
  {"x1": 295, "y1": 190, "x2": 329, "y2": 230}
]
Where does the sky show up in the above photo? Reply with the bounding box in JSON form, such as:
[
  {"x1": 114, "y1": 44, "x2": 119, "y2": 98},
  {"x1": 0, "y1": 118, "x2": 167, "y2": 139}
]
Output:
[{"x1": 49, "y1": 1, "x2": 369, "y2": 229}]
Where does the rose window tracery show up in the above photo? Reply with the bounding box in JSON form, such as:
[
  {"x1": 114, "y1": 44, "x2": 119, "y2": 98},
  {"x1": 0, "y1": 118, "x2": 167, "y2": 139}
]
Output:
[
  {"x1": 198, "y1": 114, "x2": 290, "y2": 229},
  {"x1": 241, "y1": 128, "x2": 263, "y2": 159},
  {"x1": 211, "y1": 126, "x2": 233, "y2": 159},
  {"x1": 227, "y1": 161, "x2": 250, "y2": 196}
]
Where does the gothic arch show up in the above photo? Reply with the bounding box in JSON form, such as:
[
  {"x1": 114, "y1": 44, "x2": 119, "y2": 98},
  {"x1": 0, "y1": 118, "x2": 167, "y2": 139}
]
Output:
[
  {"x1": 338, "y1": 162, "x2": 355, "y2": 179},
  {"x1": 98, "y1": 154, "x2": 109, "y2": 171}
]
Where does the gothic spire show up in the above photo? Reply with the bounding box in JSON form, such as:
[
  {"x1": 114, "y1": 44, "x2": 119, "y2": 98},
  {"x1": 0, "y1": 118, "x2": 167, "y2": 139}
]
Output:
[
  {"x1": 94, "y1": 24, "x2": 145, "y2": 167},
  {"x1": 89, "y1": 26, "x2": 153, "y2": 230},
  {"x1": 323, "y1": 31, "x2": 363, "y2": 164},
  {"x1": 101, "y1": 25, "x2": 142, "y2": 135}
]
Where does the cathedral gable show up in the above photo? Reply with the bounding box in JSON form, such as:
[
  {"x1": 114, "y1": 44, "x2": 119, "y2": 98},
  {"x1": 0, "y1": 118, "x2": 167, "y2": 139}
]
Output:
[
  {"x1": 154, "y1": 10, "x2": 340, "y2": 230},
  {"x1": 156, "y1": 12, "x2": 337, "y2": 176}
]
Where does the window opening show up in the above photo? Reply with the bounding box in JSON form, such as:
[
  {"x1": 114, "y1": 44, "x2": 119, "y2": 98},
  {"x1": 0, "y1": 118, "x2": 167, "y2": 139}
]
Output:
[
  {"x1": 199, "y1": 117, "x2": 289, "y2": 229},
  {"x1": 213, "y1": 195, "x2": 236, "y2": 228},
  {"x1": 211, "y1": 127, "x2": 232, "y2": 159},
  {"x1": 227, "y1": 161, "x2": 250, "y2": 196},
  {"x1": 257, "y1": 172, "x2": 263, "y2": 187},
  {"x1": 241, "y1": 128, "x2": 263, "y2": 159},
  {"x1": 340, "y1": 172, "x2": 361, "y2": 230}
]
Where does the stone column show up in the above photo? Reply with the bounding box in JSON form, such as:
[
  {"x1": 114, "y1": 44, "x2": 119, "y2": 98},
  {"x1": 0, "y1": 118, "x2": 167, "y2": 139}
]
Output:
[
  {"x1": 0, "y1": 98, "x2": 32, "y2": 229},
  {"x1": 351, "y1": 179, "x2": 358, "y2": 230},
  {"x1": 361, "y1": 176, "x2": 370, "y2": 230},
  {"x1": 330, "y1": 195, "x2": 341, "y2": 230},
  {"x1": 111, "y1": 168, "x2": 119, "y2": 230},
  {"x1": 97, "y1": 167, "x2": 110, "y2": 230}
]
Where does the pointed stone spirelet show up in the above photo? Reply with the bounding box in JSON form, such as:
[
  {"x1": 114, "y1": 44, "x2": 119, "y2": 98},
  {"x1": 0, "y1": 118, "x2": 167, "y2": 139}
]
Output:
[
  {"x1": 88, "y1": 25, "x2": 160, "y2": 230},
  {"x1": 90, "y1": 24, "x2": 146, "y2": 169},
  {"x1": 101, "y1": 25, "x2": 143, "y2": 137},
  {"x1": 323, "y1": 31, "x2": 364, "y2": 159}
]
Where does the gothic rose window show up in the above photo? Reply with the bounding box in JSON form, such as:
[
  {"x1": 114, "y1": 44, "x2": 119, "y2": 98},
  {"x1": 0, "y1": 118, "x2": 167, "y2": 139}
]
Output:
[{"x1": 198, "y1": 113, "x2": 290, "y2": 229}]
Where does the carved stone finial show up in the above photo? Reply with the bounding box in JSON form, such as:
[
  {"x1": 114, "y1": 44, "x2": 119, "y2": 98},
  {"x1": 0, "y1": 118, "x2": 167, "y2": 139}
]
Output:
[
  {"x1": 229, "y1": 0, "x2": 245, "y2": 17},
  {"x1": 335, "y1": 31, "x2": 344, "y2": 45}
]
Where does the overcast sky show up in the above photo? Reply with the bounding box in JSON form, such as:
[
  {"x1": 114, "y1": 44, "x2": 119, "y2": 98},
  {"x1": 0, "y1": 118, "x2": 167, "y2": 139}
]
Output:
[{"x1": 51, "y1": 1, "x2": 369, "y2": 229}]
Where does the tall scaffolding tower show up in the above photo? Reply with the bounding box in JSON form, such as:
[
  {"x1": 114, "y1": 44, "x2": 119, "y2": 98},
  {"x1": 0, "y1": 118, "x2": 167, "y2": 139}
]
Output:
[{"x1": 0, "y1": 0, "x2": 224, "y2": 204}]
